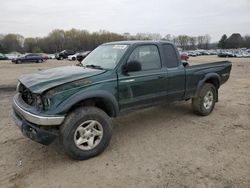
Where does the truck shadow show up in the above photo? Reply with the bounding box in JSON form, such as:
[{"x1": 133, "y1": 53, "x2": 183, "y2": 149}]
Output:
[
  {"x1": 11, "y1": 101, "x2": 196, "y2": 164},
  {"x1": 111, "y1": 102, "x2": 195, "y2": 143}
]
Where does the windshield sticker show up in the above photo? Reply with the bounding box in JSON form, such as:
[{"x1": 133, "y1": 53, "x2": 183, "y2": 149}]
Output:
[{"x1": 113, "y1": 45, "x2": 127, "y2": 49}]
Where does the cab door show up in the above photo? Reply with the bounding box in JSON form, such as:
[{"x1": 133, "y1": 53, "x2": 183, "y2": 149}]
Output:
[
  {"x1": 162, "y1": 44, "x2": 186, "y2": 100},
  {"x1": 117, "y1": 44, "x2": 168, "y2": 110}
]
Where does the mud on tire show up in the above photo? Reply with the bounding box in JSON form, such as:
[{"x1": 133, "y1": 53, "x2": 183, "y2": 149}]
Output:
[
  {"x1": 60, "y1": 106, "x2": 112, "y2": 160},
  {"x1": 192, "y1": 83, "x2": 217, "y2": 116}
]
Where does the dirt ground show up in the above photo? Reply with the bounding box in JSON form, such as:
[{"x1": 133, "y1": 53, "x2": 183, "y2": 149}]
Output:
[{"x1": 0, "y1": 56, "x2": 249, "y2": 188}]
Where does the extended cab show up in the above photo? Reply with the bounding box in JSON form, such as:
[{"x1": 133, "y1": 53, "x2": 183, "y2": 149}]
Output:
[{"x1": 12, "y1": 41, "x2": 232, "y2": 160}]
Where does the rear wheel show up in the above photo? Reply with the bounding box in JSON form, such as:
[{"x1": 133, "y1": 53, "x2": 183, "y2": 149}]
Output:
[
  {"x1": 192, "y1": 83, "x2": 217, "y2": 116},
  {"x1": 60, "y1": 107, "x2": 112, "y2": 160}
]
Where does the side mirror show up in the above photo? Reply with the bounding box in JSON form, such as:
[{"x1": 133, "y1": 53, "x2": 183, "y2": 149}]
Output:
[{"x1": 124, "y1": 61, "x2": 142, "y2": 72}]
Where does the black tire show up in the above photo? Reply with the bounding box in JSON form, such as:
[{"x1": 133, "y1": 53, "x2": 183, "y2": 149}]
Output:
[
  {"x1": 17, "y1": 60, "x2": 21, "y2": 64},
  {"x1": 60, "y1": 106, "x2": 112, "y2": 160},
  {"x1": 60, "y1": 56, "x2": 63, "y2": 60},
  {"x1": 192, "y1": 83, "x2": 217, "y2": 116},
  {"x1": 72, "y1": 57, "x2": 76, "y2": 61}
]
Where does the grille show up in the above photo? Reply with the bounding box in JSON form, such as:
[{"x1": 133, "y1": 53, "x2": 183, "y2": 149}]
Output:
[{"x1": 19, "y1": 84, "x2": 36, "y2": 106}]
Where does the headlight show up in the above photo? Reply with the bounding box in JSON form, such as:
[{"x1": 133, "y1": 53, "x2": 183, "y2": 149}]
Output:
[
  {"x1": 42, "y1": 97, "x2": 52, "y2": 111},
  {"x1": 36, "y1": 96, "x2": 43, "y2": 108}
]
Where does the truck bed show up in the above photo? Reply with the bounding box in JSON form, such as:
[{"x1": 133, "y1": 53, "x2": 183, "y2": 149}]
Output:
[
  {"x1": 186, "y1": 61, "x2": 231, "y2": 69},
  {"x1": 184, "y1": 60, "x2": 232, "y2": 98}
]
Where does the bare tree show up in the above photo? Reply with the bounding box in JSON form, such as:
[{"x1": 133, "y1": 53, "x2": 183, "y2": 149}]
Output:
[
  {"x1": 197, "y1": 35, "x2": 206, "y2": 49},
  {"x1": 188, "y1": 37, "x2": 197, "y2": 50},
  {"x1": 204, "y1": 34, "x2": 211, "y2": 49},
  {"x1": 176, "y1": 35, "x2": 189, "y2": 50}
]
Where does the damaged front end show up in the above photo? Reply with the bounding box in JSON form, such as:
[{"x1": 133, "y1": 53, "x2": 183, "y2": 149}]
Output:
[{"x1": 12, "y1": 83, "x2": 65, "y2": 145}]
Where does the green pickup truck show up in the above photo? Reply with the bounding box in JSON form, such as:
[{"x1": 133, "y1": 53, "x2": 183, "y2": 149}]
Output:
[{"x1": 12, "y1": 41, "x2": 232, "y2": 160}]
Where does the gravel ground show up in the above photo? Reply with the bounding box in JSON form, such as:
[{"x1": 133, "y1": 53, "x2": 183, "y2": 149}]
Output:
[{"x1": 0, "y1": 56, "x2": 249, "y2": 188}]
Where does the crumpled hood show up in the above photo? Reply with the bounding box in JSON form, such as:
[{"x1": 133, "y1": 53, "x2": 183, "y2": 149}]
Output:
[{"x1": 19, "y1": 66, "x2": 105, "y2": 94}]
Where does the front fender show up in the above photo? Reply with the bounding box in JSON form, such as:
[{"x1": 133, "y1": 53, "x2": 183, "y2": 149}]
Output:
[{"x1": 55, "y1": 90, "x2": 119, "y2": 117}]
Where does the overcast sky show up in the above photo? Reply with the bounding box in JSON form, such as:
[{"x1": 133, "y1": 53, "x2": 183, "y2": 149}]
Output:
[{"x1": 1, "y1": 0, "x2": 250, "y2": 41}]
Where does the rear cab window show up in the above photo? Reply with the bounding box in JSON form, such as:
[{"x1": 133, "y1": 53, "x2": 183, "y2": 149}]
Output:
[{"x1": 162, "y1": 44, "x2": 179, "y2": 68}]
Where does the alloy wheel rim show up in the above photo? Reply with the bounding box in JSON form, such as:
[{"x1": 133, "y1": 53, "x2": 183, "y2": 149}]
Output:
[
  {"x1": 74, "y1": 120, "x2": 103, "y2": 150},
  {"x1": 203, "y1": 91, "x2": 214, "y2": 110}
]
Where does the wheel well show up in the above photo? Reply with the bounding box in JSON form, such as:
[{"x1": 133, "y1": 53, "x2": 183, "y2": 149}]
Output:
[
  {"x1": 67, "y1": 98, "x2": 115, "y2": 117},
  {"x1": 205, "y1": 77, "x2": 219, "y2": 102},
  {"x1": 205, "y1": 77, "x2": 220, "y2": 89}
]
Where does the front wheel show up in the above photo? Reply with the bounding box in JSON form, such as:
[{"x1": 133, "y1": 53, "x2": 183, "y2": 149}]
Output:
[
  {"x1": 60, "y1": 107, "x2": 112, "y2": 160},
  {"x1": 192, "y1": 83, "x2": 217, "y2": 116}
]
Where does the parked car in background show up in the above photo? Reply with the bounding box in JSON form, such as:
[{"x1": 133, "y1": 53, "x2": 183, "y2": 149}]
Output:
[
  {"x1": 233, "y1": 51, "x2": 243, "y2": 58},
  {"x1": 203, "y1": 51, "x2": 211, "y2": 55},
  {"x1": 218, "y1": 51, "x2": 234, "y2": 57},
  {"x1": 68, "y1": 53, "x2": 80, "y2": 61},
  {"x1": 0, "y1": 53, "x2": 8, "y2": 60},
  {"x1": 76, "y1": 51, "x2": 91, "y2": 62},
  {"x1": 242, "y1": 52, "x2": 250, "y2": 57},
  {"x1": 12, "y1": 53, "x2": 44, "y2": 64},
  {"x1": 55, "y1": 50, "x2": 75, "y2": 60},
  {"x1": 188, "y1": 51, "x2": 197, "y2": 57},
  {"x1": 180, "y1": 52, "x2": 189, "y2": 61},
  {"x1": 209, "y1": 50, "x2": 218, "y2": 55},
  {"x1": 217, "y1": 49, "x2": 250, "y2": 58},
  {"x1": 217, "y1": 52, "x2": 227, "y2": 57},
  {"x1": 39, "y1": 53, "x2": 49, "y2": 61},
  {"x1": 5, "y1": 53, "x2": 21, "y2": 60},
  {"x1": 47, "y1": 54, "x2": 56, "y2": 59}
]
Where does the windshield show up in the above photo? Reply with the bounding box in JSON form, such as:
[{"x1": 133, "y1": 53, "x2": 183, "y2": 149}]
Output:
[{"x1": 81, "y1": 44, "x2": 129, "y2": 69}]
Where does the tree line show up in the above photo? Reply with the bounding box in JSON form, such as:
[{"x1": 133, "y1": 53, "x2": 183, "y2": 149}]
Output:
[
  {"x1": 0, "y1": 29, "x2": 249, "y2": 54},
  {"x1": 218, "y1": 33, "x2": 250, "y2": 49},
  {"x1": 161, "y1": 34, "x2": 212, "y2": 50},
  {"x1": 0, "y1": 29, "x2": 125, "y2": 54}
]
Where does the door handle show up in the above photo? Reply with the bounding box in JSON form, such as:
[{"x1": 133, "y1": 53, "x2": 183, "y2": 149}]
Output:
[{"x1": 158, "y1": 76, "x2": 165, "y2": 79}]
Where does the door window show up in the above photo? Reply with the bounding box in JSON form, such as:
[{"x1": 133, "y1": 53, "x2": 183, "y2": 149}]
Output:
[{"x1": 127, "y1": 45, "x2": 161, "y2": 71}]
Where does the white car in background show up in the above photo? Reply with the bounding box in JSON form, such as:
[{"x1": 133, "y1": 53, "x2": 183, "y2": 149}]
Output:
[
  {"x1": 5, "y1": 53, "x2": 21, "y2": 60},
  {"x1": 67, "y1": 53, "x2": 79, "y2": 61},
  {"x1": 242, "y1": 52, "x2": 250, "y2": 57},
  {"x1": 47, "y1": 54, "x2": 56, "y2": 59}
]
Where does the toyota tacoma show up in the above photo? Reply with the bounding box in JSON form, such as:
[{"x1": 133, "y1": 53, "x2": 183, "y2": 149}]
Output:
[{"x1": 12, "y1": 41, "x2": 232, "y2": 160}]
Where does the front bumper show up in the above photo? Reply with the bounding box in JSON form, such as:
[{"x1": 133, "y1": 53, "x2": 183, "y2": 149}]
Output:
[
  {"x1": 12, "y1": 110, "x2": 58, "y2": 145},
  {"x1": 12, "y1": 94, "x2": 65, "y2": 145},
  {"x1": 13, "y1": 94, "x2": 65, "y2": 126}
]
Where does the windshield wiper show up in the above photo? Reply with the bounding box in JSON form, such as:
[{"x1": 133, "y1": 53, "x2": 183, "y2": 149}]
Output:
[{"x1": 85, "y1": 64, "x2": 104, "y2": 70}]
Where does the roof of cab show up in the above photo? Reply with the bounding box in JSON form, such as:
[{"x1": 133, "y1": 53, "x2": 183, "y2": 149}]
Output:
[{"x1": 103, "y1": 40, "x2": 173, "y2": 45}]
